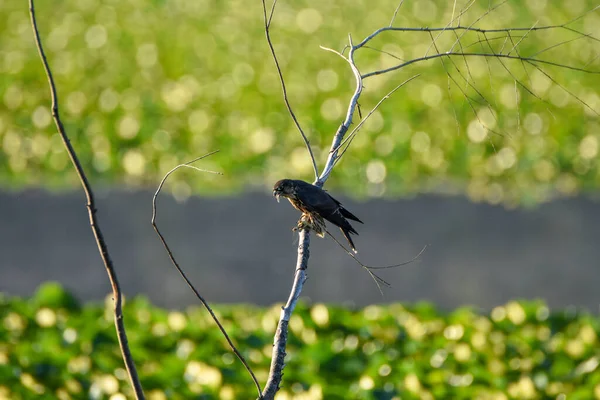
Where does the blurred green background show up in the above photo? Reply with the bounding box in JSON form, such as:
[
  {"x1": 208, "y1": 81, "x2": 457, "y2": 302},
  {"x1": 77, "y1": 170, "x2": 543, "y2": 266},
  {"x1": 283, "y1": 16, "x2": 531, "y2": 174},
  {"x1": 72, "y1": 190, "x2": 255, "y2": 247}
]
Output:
[
  {"x1": 1, "y1": 284, "x2": 599, "y2": 399},
  {"x1": 2, "y1": 0, "x2": 600, "y2": 399},
  {"x1": 2, "y1": 0, "x2": 599, "y2": 205}
]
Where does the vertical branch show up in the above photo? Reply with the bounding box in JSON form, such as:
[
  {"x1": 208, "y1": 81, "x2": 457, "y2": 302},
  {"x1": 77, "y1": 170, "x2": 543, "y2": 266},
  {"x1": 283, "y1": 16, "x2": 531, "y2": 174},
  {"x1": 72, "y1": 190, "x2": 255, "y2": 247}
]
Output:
[
  {"x1": 262, "y1": 230, "x2": 310, "y2": 399},
  {"x1": 318, "y1": 36, "x2": 363, "y2": 186},
  {"x1": 261, "y1": 5, "x2": 365, "y2": 398},
  {"x1": 28, "y1": 2, "x2": 145, "y2": 399}
]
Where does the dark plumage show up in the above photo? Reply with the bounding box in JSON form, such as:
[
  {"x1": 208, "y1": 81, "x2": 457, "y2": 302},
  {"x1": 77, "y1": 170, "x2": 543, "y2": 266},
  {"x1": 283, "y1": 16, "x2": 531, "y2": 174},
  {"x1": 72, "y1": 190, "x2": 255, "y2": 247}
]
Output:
[{"x1": 273, "y1": 179, "x2": 363, "y2": 252}]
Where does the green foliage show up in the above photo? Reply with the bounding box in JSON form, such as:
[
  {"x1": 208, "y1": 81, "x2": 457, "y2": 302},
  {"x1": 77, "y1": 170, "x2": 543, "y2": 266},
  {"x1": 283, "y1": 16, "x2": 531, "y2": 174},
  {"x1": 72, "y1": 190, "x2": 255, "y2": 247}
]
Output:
[
  {"x1": 1, "y1": 284, "x2": 599, "y2": 399},
  {"x1": 1, "y1": 0, "x2": 599, "y2": 204}
]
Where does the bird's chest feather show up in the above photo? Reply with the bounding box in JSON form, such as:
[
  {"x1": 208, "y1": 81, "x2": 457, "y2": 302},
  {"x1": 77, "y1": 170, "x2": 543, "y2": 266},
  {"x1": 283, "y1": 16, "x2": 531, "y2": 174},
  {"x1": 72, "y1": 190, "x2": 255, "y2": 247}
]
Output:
[{"x1": 287, "y1": 197, "x2": 309, "y2": 213}]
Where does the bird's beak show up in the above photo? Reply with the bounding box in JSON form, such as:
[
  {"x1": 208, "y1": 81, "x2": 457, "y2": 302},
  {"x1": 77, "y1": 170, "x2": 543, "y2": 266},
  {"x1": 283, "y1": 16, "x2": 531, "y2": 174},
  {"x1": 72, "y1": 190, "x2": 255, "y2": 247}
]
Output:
[{"x1": 273, "y1": 190, "x2": 280, "y2": 202}]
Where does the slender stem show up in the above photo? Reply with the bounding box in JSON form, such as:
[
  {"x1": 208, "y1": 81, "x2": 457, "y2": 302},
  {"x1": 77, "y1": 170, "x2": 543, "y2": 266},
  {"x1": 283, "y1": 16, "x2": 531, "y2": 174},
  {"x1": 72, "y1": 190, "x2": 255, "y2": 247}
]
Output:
[
  {"x1": 362, "y1": 51, "x2": 600, "y2": 79},
  {"x1": 28, "y1": 1, "x2": 144, "y2": 398},
  {"x1": 262, "y1": 0, "x2": 319, "y2": 180},
  {"x1": 151, "y1": 157, "x2": 263, "y2": 397},
  {"x1": 319, "y1": 36, "x2": 363, "y2": 185}
]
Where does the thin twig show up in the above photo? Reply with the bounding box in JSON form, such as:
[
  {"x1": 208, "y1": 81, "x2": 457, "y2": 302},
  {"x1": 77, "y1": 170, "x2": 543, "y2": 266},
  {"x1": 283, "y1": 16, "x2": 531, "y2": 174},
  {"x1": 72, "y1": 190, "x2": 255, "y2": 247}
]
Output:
[
  {"x1": 28, "y1": 1, "x2": 145, "y2": 398},
  {"x1": 362, "y1": 51, "x2": 599, "y2": 79},
  {"x1": 529, "y1": 63, "x2": 600, "y2": 117},
  {"x1": 362, "y1": 45, "x2": 405, "y2": 62},
  {"x1": 324, "y1": 231, "x2": 390, "y2": 297},
  {"x1": 389, "y1": 0, "x2": 405, "y2": 27},
  {"x1": 353, "y1": 10, "x2": 600, "y2": 50},
  {"x1": 150, "y1": 154, "x2": 263, "y2": 398},
  {"x1": 325, "y1": 232, "x2": 428, "y2": 296},
  {"x1": 320, "y1": 45, "x2": 348, "y2": 61},
  {"x1": 507, "y1": 21, "x2": 538, "y2": 56},
  {"x1": 427, "y1": 31, "x2": 506, "y2": 146},
  {"x1": 260, "y1": 1, "x2": 318, "y2": 397},
  {"x1": 262, "y1": 0, "x2": 319, "y2": 180},
  {"x1": 332, "y1": 74, "x2": 420, "y2": 167},
  {"x1": 424, "y1": 0, "x2": 480, "y2": 58},
  {"x1": 319, "y1": 34, "x2": 363, "y2": 185}
]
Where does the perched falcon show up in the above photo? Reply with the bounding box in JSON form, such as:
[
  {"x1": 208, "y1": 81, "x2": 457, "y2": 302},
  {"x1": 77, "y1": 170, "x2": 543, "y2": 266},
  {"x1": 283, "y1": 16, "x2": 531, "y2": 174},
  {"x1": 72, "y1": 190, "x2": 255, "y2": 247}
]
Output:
[{"x1": 273, "y1": 179, "x2": 363, "y2": 252}]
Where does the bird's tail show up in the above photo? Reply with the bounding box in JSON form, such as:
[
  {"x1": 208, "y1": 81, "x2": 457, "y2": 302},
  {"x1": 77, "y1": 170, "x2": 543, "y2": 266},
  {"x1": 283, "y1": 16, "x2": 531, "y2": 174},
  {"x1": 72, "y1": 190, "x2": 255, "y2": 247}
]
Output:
[
  {"x1": 340, "y1": 207, "x2": 363, "y2": 223},
  {"x1": 341, "y1": 228, "x2": 358, "y2": 253}
]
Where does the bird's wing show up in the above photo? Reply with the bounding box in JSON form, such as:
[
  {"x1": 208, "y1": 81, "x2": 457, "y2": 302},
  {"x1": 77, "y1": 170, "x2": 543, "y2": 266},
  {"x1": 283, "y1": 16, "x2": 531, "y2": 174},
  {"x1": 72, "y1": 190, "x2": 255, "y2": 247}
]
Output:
[
  {"x1": 293, "y1": 181, "x2": 363, "y2": 224},
  {"x1": 293, "y1": 181, "x2": 359, "y2": 235},
  {"x1": 338, "y1": 206, "x2": 363, "y2": 224}
]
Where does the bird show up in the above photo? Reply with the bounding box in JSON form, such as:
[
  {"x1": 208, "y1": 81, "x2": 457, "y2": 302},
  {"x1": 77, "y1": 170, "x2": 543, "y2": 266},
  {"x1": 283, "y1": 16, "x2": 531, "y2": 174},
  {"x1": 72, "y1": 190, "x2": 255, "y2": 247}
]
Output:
[{"x1": 273, "y1": 179, "x2": 363, "y2": 252}]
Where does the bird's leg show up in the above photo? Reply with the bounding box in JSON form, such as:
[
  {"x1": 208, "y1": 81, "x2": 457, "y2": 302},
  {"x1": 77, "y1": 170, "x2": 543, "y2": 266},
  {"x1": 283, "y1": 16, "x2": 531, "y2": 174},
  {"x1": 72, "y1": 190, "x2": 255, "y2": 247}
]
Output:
[
  {"x1": 293, "y1": 213, "x2": 325, "y2": 238},
  {"x1": 293, "y1": 214, "x2": 311, "y2": 232}
]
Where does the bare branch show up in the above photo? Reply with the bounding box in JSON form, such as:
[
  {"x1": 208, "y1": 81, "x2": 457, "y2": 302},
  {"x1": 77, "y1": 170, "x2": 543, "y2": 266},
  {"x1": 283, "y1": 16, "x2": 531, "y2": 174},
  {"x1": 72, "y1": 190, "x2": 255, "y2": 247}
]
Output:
[
  {"x1": 324, "y1": 231, "x2": 391, "y2": 297},
  {"x1": 529, "y1": 35, "x2": 588, "y2": 59},
  {"x1": 428, "y1": 31, "x2": 506, "y2": 145},
  {"x1": 28, "y1": 1, "x2": 145, "y2": 398},
  {"x1": 318, "y1": 35, "x2": 363, "y2": 185},
  {"x1": 362, "y1": 45, "x2": 405, "y2": 62},
  {"x1": 319, "y1": 45, "x2": 348, "y2": 61},
  {"x1": 506, "y1": 21, "x2": 538, "y2": 56},
  {"x1": 325, "y1": 231, "x2": 428, "y2": 296},
  {"x1": 362, "y1": 51, "x2": 600, "y2": 79},
  {"x1": 389, "y1": 0, "x2": 405, "y2": 27},
  {"x1": 354, "y1": 12, "x2": 599, "y2": 50},
  {"x1": 425, "y1": 0, "x2": 480, "y2": 57},
  {"x1": 150, "y1": 154, "x2": 263, "y2": 398},
  {"x1": 332, "y1": 74, "x2": 420, "y2": 167},
  {"x1": 262, "y1": 0, "x2": 319, "y2": 180},
  {"x1": 262, "y1": 230, "x2": 310, "y2": 399},
  {"x1": 530, "y1": 63, "x2": 600, "y2": 117}
]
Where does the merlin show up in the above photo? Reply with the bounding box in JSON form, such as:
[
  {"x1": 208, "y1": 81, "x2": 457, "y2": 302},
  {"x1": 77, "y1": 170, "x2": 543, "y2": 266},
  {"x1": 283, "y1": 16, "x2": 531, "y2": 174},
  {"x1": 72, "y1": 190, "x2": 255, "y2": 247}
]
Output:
[{"x1": 273, "y1": 179, "x2": 363, "y2": 252}]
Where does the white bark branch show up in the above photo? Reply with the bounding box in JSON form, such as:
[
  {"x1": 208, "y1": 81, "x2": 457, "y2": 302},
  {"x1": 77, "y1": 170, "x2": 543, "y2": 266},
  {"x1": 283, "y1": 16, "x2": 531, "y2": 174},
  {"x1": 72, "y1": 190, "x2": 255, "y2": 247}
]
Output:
[{"x1": 261, "y1": 230, "x2": 310, "y2": 399}]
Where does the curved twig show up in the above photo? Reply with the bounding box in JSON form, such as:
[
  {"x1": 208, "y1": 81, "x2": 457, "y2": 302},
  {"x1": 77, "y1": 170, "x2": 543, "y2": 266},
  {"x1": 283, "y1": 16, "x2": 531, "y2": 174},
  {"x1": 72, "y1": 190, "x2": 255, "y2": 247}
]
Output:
[
  {"x1": 318, "y1": 34, "x2": 363, "y2": 185},
  {"x1": 325, "y1": 230, "x2": 428, "y2": 294},
  {"x1": 324, "y1": 231, "x2": 390, "y2": 297},
  {"x1": 150, "y1": 154, "x2": 263, "y2": 398},
  {"x1": 331, "y1": 74, "x2": 421, "y2": 167},
  {"x1": 28, "y1": 1, "x2": 145, "y2": 398}
]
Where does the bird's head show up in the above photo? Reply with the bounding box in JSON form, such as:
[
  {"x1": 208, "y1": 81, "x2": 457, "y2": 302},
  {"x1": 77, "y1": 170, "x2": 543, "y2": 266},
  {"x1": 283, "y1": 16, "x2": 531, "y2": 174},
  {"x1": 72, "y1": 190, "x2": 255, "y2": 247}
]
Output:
[{"x1": 272, "y1": 179, "x2": 295, "y2": 202}]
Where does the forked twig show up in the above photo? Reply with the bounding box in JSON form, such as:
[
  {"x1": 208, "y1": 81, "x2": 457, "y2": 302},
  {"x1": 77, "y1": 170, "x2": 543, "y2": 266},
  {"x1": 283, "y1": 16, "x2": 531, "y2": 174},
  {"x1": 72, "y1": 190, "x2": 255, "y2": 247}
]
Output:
[
  {"x1": 325, "y1": 230, "x2": 428, "y2": 297},
  {"x1": 324, "y1": 231, "x2": 390, "y2": 296},
  {"x1": 332, "y1": 74, "x2": 420, "y2": 167},
  {"x1": 150, "y1": 153, "x2": 263, "y2": 398},
  {"x1": 28, "y1": 1, "x2": 145, "y2": 398},
  {"x1": 318, "y1": 33, "x2": 364, "y2": 184}
]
